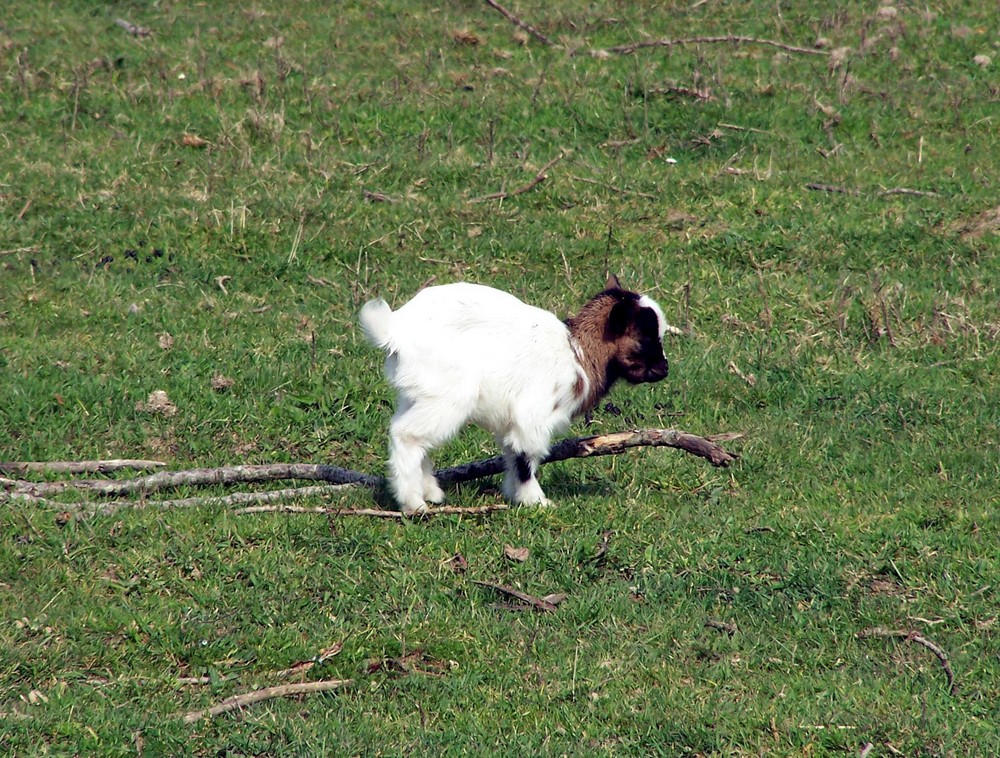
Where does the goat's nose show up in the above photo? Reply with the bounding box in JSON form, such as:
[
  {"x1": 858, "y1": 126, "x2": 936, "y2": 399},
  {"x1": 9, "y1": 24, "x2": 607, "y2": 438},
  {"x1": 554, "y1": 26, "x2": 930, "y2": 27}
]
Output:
[{"x1": 649, "y1": 359, "x2": 669, "y2": 381}]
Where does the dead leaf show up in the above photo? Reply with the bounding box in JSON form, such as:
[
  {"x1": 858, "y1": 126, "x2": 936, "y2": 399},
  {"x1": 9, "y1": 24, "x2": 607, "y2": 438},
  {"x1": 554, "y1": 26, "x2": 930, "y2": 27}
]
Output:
[
  {"x1": 279, "y1": 641, "x2": 343, "y2": 676},
  {"x1": 503, "y1": 544, "x2": 530, "y2": 562},
  {"x1": 453, "y1": 29, "x2": 481, "y2": 46},
  {"x1": 363, "y1": 190, "x2": 394, "y2": 203},
  {"x1": 211, "y1": 374, "x2": 234, "y2": 393},
  {"x1": 181, "y1": 133, "x2": 209, "y2": 148},
  {"x1": 136, "y1": 390, "x2": 177, "y2": 417},
  {"x1": 446, "y1": 553, "x2": 469, "y2": 573},
  {"x1": 541, "y1": 593, "x2": 567, "y2": 606},
  {"x1": 158, "y1": 332, "x2": 174, "y2": 350}
]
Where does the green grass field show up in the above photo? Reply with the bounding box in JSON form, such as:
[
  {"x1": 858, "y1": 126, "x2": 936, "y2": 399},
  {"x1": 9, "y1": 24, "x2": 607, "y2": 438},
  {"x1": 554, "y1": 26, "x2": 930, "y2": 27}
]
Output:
[{"x1": 1, "y1": 1, "x2": 998, "y2": 754}]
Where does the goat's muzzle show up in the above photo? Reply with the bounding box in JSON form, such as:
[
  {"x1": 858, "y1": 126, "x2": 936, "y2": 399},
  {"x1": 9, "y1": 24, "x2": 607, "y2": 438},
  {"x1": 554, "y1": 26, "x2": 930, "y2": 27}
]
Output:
[{"x1": 646, "y1": 359, "x2": 669, "y2": 383}]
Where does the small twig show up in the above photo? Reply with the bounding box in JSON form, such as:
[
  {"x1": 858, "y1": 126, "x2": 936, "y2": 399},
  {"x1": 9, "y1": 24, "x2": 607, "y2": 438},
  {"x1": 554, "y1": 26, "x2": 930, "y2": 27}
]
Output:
[
  {"x1": 717, "y1": 122, "x2": 773, "y2": 135},
  {"x1": 592, "y1": 529, "x2": 612, "y2": 563},
  {"x1": 469, "y1": 150, "x2": 569, "y2": 203},
  {"x1": 482, "y1": 0, "x2": 553, "y2": 46},
  {"x1": 179, "y1": 679, "x2": 352, "y2": 724},
  {"x1": 857, "y1": 627, "x2": 957, "y2": 695},
  {"x1": 646, "y1": 85, "x2": 714, "y2": 101},
  {"x1": 271, "y1": 642, "x2": 344, "y2": 679},
  {"x1": 599, "y1": 35, "x2": 827, "y2": 57},
  {"x1": 808, "y1": 183, "x2": 941, "y2": 199},
  {"x1": 567, "y1": 174, "x2": 658, "y2": 200},
  {"x1": 878, "y1": 187, "x2": 939, "y2": 198},
  {"x1": 0, "y1": 459, "x2": 167, "y2": 476},
  {"x1": 234, "y1": 503, "x2": 509, "y2": 518},
  {"x1": 473, "y1": 580, "x2": 559, "y2": 612},
  {"x1": 114, "y1": 18, "x2": 152, "y2": 38},
  {"x1": 805, "y1": 182, "x2": 858, "y2": 195},
  {"x1": 78, "y1": 485, "x2": 357, "y2": 518}
]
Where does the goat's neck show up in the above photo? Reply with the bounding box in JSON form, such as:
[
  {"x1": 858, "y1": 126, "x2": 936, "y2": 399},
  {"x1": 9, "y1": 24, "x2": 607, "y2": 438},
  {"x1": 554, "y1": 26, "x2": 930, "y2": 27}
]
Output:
[{"x1": 565, "y1": 296, "x2": 619, "y2": 415}]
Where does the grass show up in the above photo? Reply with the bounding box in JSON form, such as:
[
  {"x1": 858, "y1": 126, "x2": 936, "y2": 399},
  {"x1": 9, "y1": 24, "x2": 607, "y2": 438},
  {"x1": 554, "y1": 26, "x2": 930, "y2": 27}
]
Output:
[{"x1": 1, "y1": 0, "x2": 998, "y2": 754}]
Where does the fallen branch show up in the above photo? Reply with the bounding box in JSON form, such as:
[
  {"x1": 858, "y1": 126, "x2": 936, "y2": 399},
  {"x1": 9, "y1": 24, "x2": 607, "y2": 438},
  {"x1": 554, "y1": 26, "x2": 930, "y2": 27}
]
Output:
[
  {"x1": 473, "y1": 580, "x2": 559, "y2": 612},
  {"x1": 77, "y1": 485, "x2": 358, "y2": 518},
  {"x1": 481, "y1": 1, "x2": 825, "y2": 58},
  {"x1": 437, "y1": 428, "x2": 741, "y2": 485},
  {"x1": 469, "y1": 151, "x2": 569, "y2": 203},
  {"x1": 857, "y1": 627, "x2": 957, "y2": 695},
  {"x1": 0, "y1": 459, "x2": 166, "y2": 476},
  {"x1": 5, "y1": 428, "x2": 740, "y2": 516},
  {"x1": 180, "y1": 679, "x2": 352, "y2": 725},
  {"x1": 8, "y1": 463, "x2": 377, "y2": 498}
]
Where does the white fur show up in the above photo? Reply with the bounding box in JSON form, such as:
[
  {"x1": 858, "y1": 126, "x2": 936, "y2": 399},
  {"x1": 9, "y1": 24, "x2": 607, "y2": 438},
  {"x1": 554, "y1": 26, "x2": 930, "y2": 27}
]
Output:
[
  {"x1": 360, "y1": 283, "x2": 590, "y2": 514},
  {"x1": 639, "y1": 294, "x2": 683, "y2": 337}
]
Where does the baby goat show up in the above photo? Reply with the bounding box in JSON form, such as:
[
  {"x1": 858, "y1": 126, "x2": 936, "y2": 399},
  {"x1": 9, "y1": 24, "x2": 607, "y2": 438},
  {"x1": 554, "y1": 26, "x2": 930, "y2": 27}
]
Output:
[{"x1": 359, "y1": 275, "x2": 671, "y2": 514}]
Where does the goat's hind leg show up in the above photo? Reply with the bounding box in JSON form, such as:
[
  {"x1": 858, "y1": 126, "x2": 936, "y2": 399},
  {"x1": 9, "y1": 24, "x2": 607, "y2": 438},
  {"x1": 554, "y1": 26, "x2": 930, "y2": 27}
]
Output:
[
  {"x1": 388, "y1": 396, "x2": 463, "y2": 515},
  {"x1": 500, "y1": 444, "x2": 550, "y2": 507}
]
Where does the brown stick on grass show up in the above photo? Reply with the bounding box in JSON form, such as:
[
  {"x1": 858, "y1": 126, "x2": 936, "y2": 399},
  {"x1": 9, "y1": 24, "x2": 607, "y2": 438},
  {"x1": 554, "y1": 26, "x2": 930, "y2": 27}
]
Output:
[
  {"x1": 180, "y1": 679, "x2": 352, "y2": 724},
  {"x1": 6, "y1": 428, "x2": 740, "y2": 517},
  {"x1": 481, "y1": 1, "x2": 826, "y2": 58},
  {"x1": 857, "y1": 627, "x2": 958, "y2": 695},
  {"x1": 469, "y1": 151, "x2": 569, "y2": 203},
  {"x1": 0, "y1": 459, "x2": 167, "y2": 475}
]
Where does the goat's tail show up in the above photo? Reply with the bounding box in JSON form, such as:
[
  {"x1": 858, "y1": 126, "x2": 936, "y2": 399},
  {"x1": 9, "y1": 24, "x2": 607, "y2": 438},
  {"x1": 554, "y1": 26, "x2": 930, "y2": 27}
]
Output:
[{"x1": 359, "y1": 298, "x2": 394, "y2": 349}]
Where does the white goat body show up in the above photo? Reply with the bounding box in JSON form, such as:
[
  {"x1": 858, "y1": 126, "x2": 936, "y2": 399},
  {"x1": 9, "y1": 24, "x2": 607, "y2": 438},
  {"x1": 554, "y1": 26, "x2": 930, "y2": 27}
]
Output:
[{"x1": 360, "y1": 280, "x2": 668, "y2": 514}]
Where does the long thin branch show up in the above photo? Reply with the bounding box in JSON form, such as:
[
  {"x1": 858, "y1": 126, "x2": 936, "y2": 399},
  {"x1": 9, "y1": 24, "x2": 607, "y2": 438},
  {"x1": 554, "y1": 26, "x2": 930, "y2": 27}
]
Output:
[
  {"x1": 600, "y1": 35, "x2": 827, "y2": 57},
  {"x1": 180, "y1": 679, "x2": 352, "y2": 725},
  {"x1": 469, "y1": 151, "x2": 568, "y2": 203},
  {"x1": 9, "y1": 463, "x2": 378, "y2": 498},
  {"x1": 481, "y1": 1, "x2": 825, "y2": 58},
  {"x1": 77, "y1": 485, "x2": 357, "y2": 517},
  {"x1": 0, "y1": 459, "x2": 166, "y2": 475},
  {"x1": 857, "y1": 627, "x2": 957, "y2": 695}
]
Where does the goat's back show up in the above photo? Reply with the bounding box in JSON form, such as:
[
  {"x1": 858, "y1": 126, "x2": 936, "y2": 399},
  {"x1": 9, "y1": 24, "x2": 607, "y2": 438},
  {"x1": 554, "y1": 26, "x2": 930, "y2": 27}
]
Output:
[{"x1": 370, "y1": 283, "x2": 582, "y2": 406}]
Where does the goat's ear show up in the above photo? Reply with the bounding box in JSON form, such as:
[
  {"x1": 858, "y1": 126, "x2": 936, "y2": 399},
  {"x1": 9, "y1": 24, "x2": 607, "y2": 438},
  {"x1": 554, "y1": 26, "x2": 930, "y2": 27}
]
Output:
[
  {"x1": 605, "y1": 273, "x2": 622, "y2": 291},
  {"x1": 605, "y1": 298, "x2": 634, "y2": 340}
]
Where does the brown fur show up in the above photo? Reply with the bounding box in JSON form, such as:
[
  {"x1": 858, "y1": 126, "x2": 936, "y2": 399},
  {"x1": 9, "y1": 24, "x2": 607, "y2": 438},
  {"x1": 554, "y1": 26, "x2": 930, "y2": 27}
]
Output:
[
  {"x1": 564, "y1": 276, "x2": 668, "y2": 416},
  {"x1": 565, "y1": 291, "x2": 628, "y2": 413}
]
